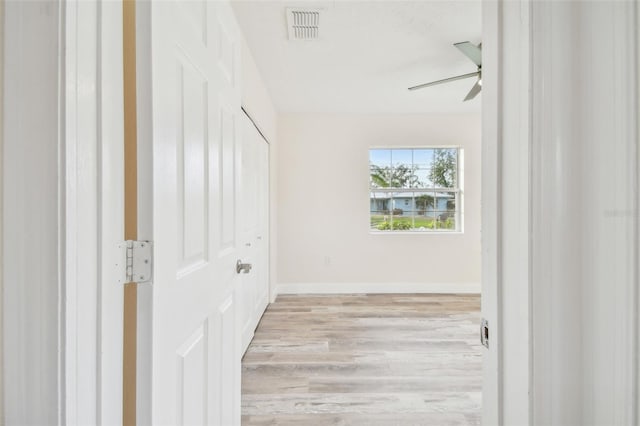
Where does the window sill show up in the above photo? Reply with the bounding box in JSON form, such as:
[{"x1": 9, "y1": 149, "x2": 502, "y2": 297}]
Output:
[{"x1": 369, "y1": 230, "x2": 464, "y2": 235}]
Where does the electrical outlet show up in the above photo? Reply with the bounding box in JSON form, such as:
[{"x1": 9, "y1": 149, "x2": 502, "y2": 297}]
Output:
[{"x1": 324, "y1": 256, "x2": 331, "y2": 266}]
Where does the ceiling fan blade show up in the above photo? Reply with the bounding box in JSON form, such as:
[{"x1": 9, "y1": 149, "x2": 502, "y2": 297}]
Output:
[
  {"x1": 454, "y1": 41, "x2": 482, "y2": 66},
  {"x1": 408, "y1": 71, "x2": 479, "y2": 91},
  {"x1": 463, "y1": 80, "x2": 482, "y2": 101}
]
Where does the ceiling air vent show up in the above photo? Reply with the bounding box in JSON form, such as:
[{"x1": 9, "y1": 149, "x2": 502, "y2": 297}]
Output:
[{"x1": 286, "y1": 8, "x2": 321, "y2": 40}]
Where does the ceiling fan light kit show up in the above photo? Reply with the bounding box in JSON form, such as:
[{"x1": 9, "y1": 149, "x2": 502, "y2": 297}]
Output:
[{"x1": 409, "y1": 41, "x2": 482, "y2": 102}]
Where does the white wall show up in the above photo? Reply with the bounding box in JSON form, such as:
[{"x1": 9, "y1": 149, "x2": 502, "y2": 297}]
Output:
[
  {"x1": 530, "y1": 1, "x2": 639, "y2": 424},
  {"x1": 277, "y1": 113, "x2": 481, "y2": 291},
  {"x1": 3, "y1": 1, "x2": 62, "y2": 423},
  {"x1": 637, "y1": 2, "x2": 640, "y2": 416},
  {"x1": 0, "y1": 0, "x2": 4, "y2": 421},
  {"x1": 240, "y1": 41, "x2": 277, "y2": 144}
]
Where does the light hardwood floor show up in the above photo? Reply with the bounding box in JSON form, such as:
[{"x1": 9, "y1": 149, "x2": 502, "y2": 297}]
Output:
[{"x1": 241, "y1": 294, "x2": 481, "y2": 426}]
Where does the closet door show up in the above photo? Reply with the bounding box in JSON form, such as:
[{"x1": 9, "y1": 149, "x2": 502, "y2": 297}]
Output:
[{"x1": 239, "y1": 113, "x2": 270, "y2": 354}]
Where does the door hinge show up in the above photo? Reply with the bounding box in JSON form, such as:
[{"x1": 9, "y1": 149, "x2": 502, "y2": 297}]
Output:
[
  {"x1": 119, "y1": 240, "x2": 153, "y2": 284},
  {"x1": 480, "y1": 318, "x2": 489, "y2": 349}
]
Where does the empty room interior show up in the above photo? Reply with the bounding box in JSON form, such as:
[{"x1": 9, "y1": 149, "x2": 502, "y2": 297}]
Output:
[{"x1": 232, "y1": 1, "x2": 483, "y2": 424}]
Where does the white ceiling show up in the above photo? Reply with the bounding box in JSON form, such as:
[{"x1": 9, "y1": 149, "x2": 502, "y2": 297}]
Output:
[{"x1": 231, "y1": 0, "x2": 482, "y2": 114}]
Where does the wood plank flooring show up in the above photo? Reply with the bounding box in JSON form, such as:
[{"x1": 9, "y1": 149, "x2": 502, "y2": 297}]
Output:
[{"x1": 241, "y1": 294, "x2": 482, "y2": 426}]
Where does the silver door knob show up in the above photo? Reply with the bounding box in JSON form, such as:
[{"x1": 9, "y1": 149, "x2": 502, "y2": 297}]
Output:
[{"x1": 236, "y1": 260, "x2": 252, "y2": 274}]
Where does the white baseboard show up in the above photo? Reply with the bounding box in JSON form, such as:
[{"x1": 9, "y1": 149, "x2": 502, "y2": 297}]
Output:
[{"x1": 271, "y1": 282, "x2": 480, "y2": 301}]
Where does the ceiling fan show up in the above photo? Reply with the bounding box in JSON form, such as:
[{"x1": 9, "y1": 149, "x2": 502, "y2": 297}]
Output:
[{"x1": 408, "y1": 41, "x2": 482, "y2": 101}]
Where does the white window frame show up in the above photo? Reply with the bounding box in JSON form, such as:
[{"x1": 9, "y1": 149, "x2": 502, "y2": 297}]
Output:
[{"x1": 369, "y1": 146, "x2": 464, "y2": 234}]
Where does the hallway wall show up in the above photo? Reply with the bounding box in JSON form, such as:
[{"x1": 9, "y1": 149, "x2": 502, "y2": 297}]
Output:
[
  {"x1": 0, "y1": 0, "x2": 4, "y2": 420},
  {"x1": 277, "y1": 113, "x2": 481, "y2": 292},
  {"x1": 241, "y1": 42, "x2": 277, "y2": 143},
  {"x1": 3, "y1": 1, "x2": 62, "y2": 423},
  {"x1": 530, "y1": 1, "x2": 639, "y2": 424}
]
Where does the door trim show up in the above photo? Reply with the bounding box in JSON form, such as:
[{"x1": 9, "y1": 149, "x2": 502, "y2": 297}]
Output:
[
  {"x1": 482, "y1": 1, "x2": 533, "y2": 424},
  {"x1": 481, "y1": 1, "x2": 503, "y2": 423},
  {"x1": 2, "y1": 0, "x2": 125, "y2": 424},
  {"x1": 65, "y1": 1, "x2": 127, "y2": 423}
]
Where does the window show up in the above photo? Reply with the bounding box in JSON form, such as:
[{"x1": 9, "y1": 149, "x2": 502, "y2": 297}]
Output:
[{"x1": 369, "y1": 148, "x2": 462, "y2": 232}]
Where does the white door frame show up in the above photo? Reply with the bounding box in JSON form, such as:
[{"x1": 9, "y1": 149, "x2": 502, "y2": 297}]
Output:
[
  {"x1": 482, "y1": 1, "x2": 533, "y2": 424},
  {"x1": 2, "y1": 1, "x2": 124, "y2": 424},
  {"x1": 64, "y1": 1, "x2": 125, "y2": 423},
  {"x1": 483, "y1": 1, "x2": 640, "y2": 425}
]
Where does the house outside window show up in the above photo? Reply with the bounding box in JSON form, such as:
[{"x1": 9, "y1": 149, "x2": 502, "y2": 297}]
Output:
[{"x1": 370, "y1": 147, "x2": 462, "y2": 232}]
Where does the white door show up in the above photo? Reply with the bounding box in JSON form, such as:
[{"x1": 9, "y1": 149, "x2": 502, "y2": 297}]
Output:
[
  {"x1": 255, "y1": 134, "x2": 270, "y2": 324},
  {"x1": 239, "y1": 114, "x2": 270, "y2": 353},
  {"x1": 137, "y1": 1, "x2": 243, "y2": 424},
  {"x1": 239, "y1": 115, "x2": 259, "y2": 353}
]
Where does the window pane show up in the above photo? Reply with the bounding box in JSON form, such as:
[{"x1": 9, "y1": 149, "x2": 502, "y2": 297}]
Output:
[
  {"x1": 370, "y1": 192, "x2": 390, "y2": 212},
  {"x1": 370, "y1": 213, "x2": 386, "y2": 230},
  {"x1": 407, "y1": 194, "x2": 422, "y2": 231},
  {"x1": 390, "y1": 165, "x2": 420, "y2": 188},
  {"x1": 370, "y1": 166, "x2": 390, "y2": 188},
  {"x1": 414, "y1": 192, "x2": 434, "y2": 215},
  {"x1": 390, "y1": 194, "x2": 409, "y2": 230},
  {"x1": 370, "y1": 191, "x2": 389, "y2": 230},
  {"x1": 414, "y1": 169, "x2": 432, "y2": 188},
  {"x1": 430, "y1": 149, "x2": 457, "y2": 188},
  {"x1": 391, "y1": 149, "x2": 412, "y2": 167},
  {"x1": 413, "y1": 149, "x2": 433, "y2": 168},
  {"x1": 414, "y1": 191, "x2": 433, "y2": 230},
  {"x1": 370, "y1": 149, "x2": 391, "y2": 168},
  {"x1": 434, "y1": 191, "x2": 457, "y2": 230}
]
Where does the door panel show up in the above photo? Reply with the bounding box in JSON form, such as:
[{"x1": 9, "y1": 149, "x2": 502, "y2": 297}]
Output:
[
  {"x1": 209, "y1": 294, "x2": 237, "y2": 426},
  {"x1": 138, "y1": 1, "x2": 242, "y2": 424},
  {"x1": 217, "y1": 18, "x2": 236, "y2": 85},
  {"x1": 239, "y1": 115, "x2": 259, "y2": 351},
  {"x1": 176, "y1": 324, "x2": 207, "y2": 426},
  {"x1": 177, "y1": 57, "x2": 209, "y2": 274},
  {"x1": 219, "y1": 108, "x2": 238, "y2": 251},
  {"x1": 256, "y1": 139, "x2": 270, "y2": 315}
]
